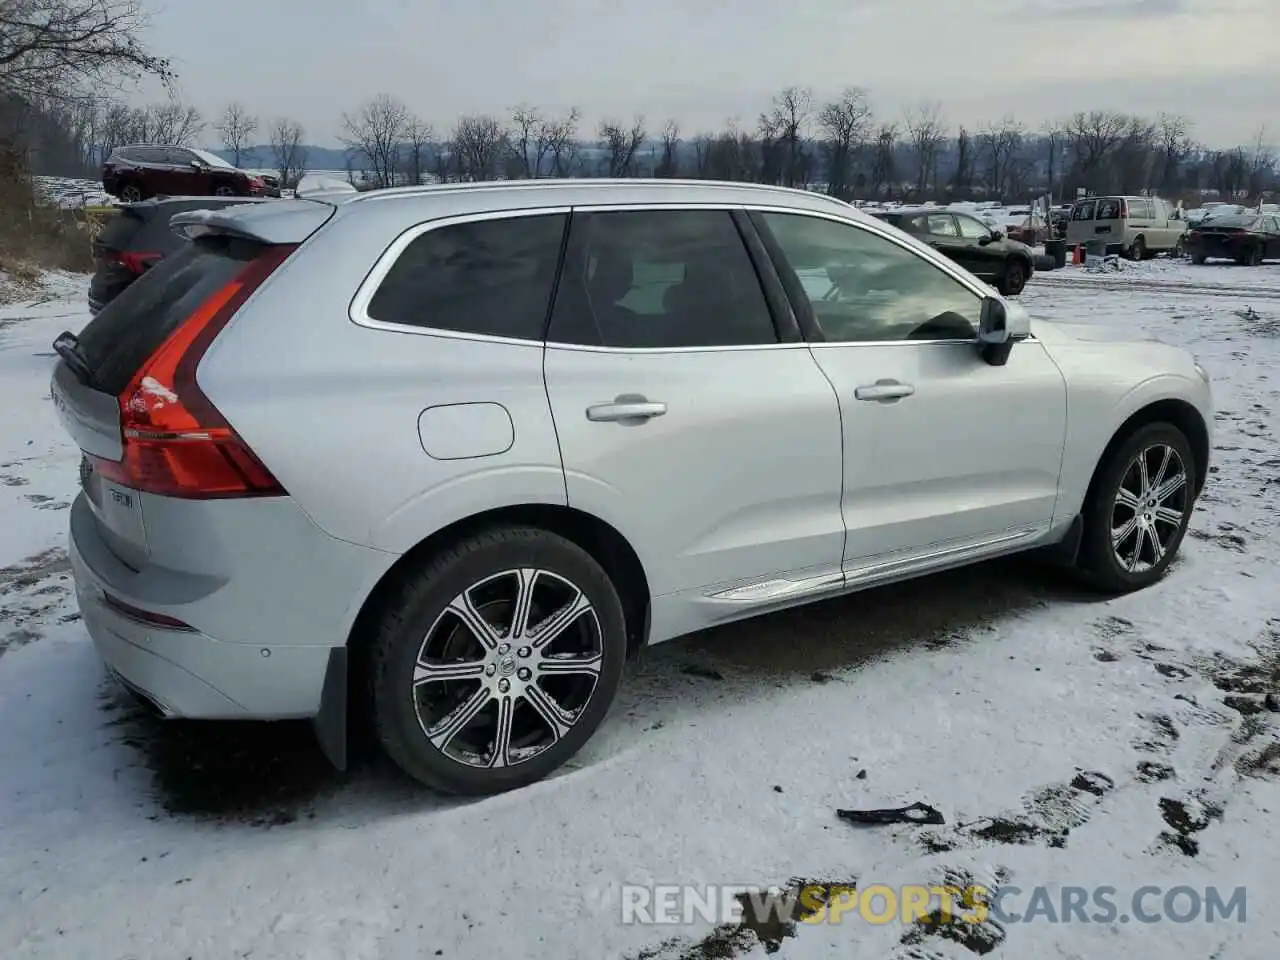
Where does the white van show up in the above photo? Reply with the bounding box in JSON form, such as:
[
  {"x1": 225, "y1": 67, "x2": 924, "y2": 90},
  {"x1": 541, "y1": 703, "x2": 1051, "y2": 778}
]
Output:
[{"x1": 1065, "y1": 196, "x2": 1187, "y2": 259}]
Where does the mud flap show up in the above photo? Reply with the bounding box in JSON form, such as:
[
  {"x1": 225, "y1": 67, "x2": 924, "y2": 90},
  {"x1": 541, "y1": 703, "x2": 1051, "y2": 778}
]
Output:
[
  {"x1": 312, "y1": 646, "x2": 348, "y2": 771},
  {"x1": 1036, "y1": 514, "x2": 1084, "y2": 567}
]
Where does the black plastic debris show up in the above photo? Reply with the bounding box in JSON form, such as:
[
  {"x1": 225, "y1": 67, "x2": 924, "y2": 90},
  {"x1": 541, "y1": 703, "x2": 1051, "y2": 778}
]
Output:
[{"x1": 836, "y1": 802, "x2": 944, "y2": 827}]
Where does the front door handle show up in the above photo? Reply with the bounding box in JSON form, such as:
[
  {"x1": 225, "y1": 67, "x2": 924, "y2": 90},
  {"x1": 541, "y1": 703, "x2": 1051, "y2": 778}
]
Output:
[
  {"x1": 854, "y1": 380, "x2": 915, "y2": 402},
  {"x1": 586, "y1": 397, "x2": 667, "y2": 423}
]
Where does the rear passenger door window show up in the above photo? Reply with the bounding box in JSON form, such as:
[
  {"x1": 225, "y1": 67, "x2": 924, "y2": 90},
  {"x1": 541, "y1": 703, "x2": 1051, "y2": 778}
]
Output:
[
  {"x1": 363, "y1": 213, "x2": 568, "y2": 341},
  {"x1": 547, "y1": 209, "x2": 777, "y2": 349},
  {"x1": 926, "y1": 214, "x2": 959, "y2": 238}
]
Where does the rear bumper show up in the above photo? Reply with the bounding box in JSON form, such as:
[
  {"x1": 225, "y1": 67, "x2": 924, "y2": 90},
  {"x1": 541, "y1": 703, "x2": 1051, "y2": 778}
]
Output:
[{"x1": 67, "y1": 492, "x2": 388, "y2": 720}]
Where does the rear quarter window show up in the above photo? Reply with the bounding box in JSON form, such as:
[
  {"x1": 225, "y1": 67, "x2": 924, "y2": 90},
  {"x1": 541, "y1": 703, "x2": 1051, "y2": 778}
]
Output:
[
  {"x1": 76, "y1": 236, "x2": 263, "y2": 395},
  {"x1": 364, "y1": 214, "x2": 568, "y2": 341}
]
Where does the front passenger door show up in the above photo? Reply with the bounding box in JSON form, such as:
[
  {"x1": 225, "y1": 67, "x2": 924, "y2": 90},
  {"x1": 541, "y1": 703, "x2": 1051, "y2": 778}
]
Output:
[
  {"x1": 543, "y1": 208, "x2": 846, "y2": 638},
  {"x1": 753, "y1": 210, "x2": 1068, "y2": 582},
  {"x1": 954, "y1": 213, "x2": 1003, "y2": 281}
]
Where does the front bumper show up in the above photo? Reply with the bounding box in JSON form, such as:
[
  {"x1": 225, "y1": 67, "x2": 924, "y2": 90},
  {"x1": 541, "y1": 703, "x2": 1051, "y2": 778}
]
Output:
[{"x1": 68, "y1": 493, "x2": 336, "y2": 719}]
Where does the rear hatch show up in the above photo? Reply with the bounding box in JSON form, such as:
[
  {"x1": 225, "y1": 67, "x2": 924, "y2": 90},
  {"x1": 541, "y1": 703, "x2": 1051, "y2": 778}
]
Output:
[{"x1": 52, "y1": 200, "x2": 335, "y2": 569}]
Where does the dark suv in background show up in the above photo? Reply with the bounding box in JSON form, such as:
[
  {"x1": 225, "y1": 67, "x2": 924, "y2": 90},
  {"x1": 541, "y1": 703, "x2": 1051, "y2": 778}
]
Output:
[
  {"x1": 872, "y1": 208, "x2": 1036, "y2": 295},
  {"x1": 102, "y1": 145, "x2": 279, "y2": 202},
  {"x1": 88, "y1": 196, "x2": 267, "y2": 314}
]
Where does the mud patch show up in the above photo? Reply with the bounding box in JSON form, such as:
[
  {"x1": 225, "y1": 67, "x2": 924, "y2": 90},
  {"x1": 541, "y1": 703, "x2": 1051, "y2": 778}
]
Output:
[
  {"x1": 0, "y1": 547, "x2": 73, "y2": 657},
  {"x1": 1133, "y1": 713, "x2": 1180, "y2": 754},
  {"x1": 1235, "y1": 742, "x2": 1280, "y2": 781},
  {"x1": 1153, "y1": 793, "x2": 1224, "y2": 857},
  {"x1": 104, "y1": 685, "x2": 337, "y2": 826},
  {"x1": 898, "y1": 868, "x2": 1008, "y2": 956},
  {"x1": 1136, "y1": 761, "x2": 1176, "y2": 783}
]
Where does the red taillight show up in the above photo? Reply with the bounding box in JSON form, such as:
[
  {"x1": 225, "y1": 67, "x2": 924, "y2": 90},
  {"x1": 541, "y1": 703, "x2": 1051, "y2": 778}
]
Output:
[
  {"x1": 91, "y1": 244, "x2": 296, "y2": 499},
  {"x1": 115, "y1": 250, "x2": 162, "y2": 275},
  {"x1": 102, "y1": 592, "x2": 196, "y2": 631}
]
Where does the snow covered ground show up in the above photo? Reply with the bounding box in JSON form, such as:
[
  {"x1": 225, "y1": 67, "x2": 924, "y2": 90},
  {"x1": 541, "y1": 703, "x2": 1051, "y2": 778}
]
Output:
[{"x1": 1, "y1": 260, "x2": 1278, "y2": 960}]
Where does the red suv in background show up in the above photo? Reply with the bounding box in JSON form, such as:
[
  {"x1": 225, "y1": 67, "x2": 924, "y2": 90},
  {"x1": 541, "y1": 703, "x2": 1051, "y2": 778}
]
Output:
[{"x1": 102, "y1": 145, "x2": 278, "y2": 201}]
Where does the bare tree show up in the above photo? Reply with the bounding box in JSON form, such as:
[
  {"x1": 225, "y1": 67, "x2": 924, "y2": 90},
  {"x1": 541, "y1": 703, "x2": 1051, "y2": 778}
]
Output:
[
  {"x1": 453, "y1": 114, "x2": 507, "y2": 181},
  {"x1": 599, "y1": 115, "x2": 645, "y2": 177},
  {"x1": 818, "y1": 86, "x2": 871, "y2": 199},
  {"x1": 979, "y1": 116, "x2": 1023, "y2": 198},
  {"x1": 508, "y1": 103, "x2": 541, "y2": 178},
  {"x1": 269, "y1": 117, "x2": 307, "y2": 188},
  {"x1": 951, "y1": 126, "x2": 973, "y2": 198},
  {"x1": 904, "y1": 101, "x2": 946, "y2": 198},
  {"x1": 760, "y1": 86, "x2": 812, "y2": 187},
  {"x1": 402, "y1": 115, "x2": 431, "y2": 185},
  {"x1": 1247, "y1": 124, "x2": 1275, "y2": 200},
  {"x1": 341, "y1": 94, "x2": 408, "y2": 188},
  {"x1": 870, "y1": 123, "x2": 898, "y2": 198},
  {"x1": 655, "y1": 119, "x2": 680, "y2": 178},
  {"x1": 150, "y1": 98, "x2": 201, "y2": 145},
  {"x1": 1041, "y1": 120, "x2": 1065, "y2": 202},
  {"x1": 214, "y1": 102, "x2": 257, "y2": 167},
  {"x1": 1064, "y1": 110, "x2": 1129, "y2": 191},
  {"x1": 0, "y1": 0, "x2": 171, "y2": 104},
  {"x1": 535, "y1": 107, "x2": 579, "y2": 178}
]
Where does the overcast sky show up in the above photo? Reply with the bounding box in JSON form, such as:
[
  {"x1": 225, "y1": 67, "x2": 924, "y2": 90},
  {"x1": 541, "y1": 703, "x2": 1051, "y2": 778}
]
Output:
[{"x1": 138, "y1": 0, "x2": 1277, "y2": 148}]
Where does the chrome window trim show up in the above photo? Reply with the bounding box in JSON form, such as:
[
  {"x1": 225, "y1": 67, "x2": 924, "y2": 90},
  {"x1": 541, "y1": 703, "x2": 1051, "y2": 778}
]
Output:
[{"x1": 347, "y1": 199, "x2": 1025, "y2": 353}]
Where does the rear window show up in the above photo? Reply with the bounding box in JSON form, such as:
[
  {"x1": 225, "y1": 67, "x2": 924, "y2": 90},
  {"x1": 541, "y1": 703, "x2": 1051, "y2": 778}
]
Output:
[
  {"x1": 76, "y1": 236, "x2": 263, "y2": 395},
  {"x1": 1202, "y1": 214, "x2": 1261, "y2": 229},
  {"x1": 93, "y1": 208, "x2": 152, "y2": 253},
  {"x1": 1127, "y1": 198, "x2": 1154, "y2": 219}
]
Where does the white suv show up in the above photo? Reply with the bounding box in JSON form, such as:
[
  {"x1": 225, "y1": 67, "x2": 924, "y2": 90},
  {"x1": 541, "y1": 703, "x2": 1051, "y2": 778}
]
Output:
[{"x1": 50, "y1": 179, "x2": 1212, "y2": 794}]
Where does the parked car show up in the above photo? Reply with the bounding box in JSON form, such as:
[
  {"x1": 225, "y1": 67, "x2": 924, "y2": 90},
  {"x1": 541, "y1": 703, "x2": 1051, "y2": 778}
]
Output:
[
  {"x1": 872, "y1": 207, "x2": 1037, "y2": 295},
  {"x1": 1065, "y1": 196, "x2": 1187, "y2": 259},
  {"x1": 50, "y1": 179, "x2": 1212, "y2": 796},
  {"x1": 88, "y1": 196, "x2": 267, "y2": 314},
  {"x1": 1185, "y1": 213, "x2": 1280, "y2": 265},
  {"x1": 102, "y1": 145, "x2": 269, "y2": 202}
]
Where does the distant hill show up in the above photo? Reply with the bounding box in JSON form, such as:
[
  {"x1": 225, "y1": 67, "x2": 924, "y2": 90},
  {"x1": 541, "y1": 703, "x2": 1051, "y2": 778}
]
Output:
[{"x1": 207, "y1": 145, "x2": 351, "y2": 172}]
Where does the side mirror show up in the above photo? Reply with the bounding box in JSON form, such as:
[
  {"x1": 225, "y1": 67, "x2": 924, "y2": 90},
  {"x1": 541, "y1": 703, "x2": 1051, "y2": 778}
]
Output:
[
  {"x1": 190, "y1": 160, "x2": 204, "y2": 170},
  {"x1": 977, "y1": 296, "x2": 1019, "y2": 366},
  {"x1": 990, "y1": 229, "x2": 1004, "y2": 241}
]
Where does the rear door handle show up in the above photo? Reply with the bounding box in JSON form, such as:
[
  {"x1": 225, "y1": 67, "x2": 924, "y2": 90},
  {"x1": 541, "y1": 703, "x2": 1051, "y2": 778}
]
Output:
[
  {"x1": 854, "y1": 380, "x2": 915, "y2": 402},
  {"x1": 586, "y1": 398, "x2": 667, "y2": 422}
]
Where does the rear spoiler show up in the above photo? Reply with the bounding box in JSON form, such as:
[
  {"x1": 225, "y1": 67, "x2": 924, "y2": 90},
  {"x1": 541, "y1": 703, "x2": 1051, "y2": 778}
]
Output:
[{"x1": 169, "y1": 200, "x2": 336, "y2": 245}]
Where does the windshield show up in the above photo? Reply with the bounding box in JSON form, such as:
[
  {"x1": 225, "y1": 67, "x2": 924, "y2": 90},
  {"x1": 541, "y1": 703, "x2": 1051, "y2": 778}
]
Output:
[{"x1": 190, "y1": 148, "x2": 236, "y2": 170}]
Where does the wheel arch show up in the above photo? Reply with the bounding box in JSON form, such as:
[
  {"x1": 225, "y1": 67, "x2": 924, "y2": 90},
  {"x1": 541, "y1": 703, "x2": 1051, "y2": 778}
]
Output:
[
  {"x1": 1081, "y1": 398, "x2": 1210, "y2": 512},
  {"x1": 346, "y1": 502, "x2": 653, "y2": 663}
]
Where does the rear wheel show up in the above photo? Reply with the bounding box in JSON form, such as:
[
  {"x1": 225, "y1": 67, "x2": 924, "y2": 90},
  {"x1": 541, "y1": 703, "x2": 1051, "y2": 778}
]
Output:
[
  {"x1": 213, "y1": 185, "x2": 237, "y2": 197},
  {"x1": 1246, "y1": 244, "x2": 1264, "y2": 267},
  {"x1": 1127, "y1": 236, "x2": 1146, "y2": 261},
  {"x1": 371, "y1": 527, "x2": 627, "y2": 795},
  {"x1": 1190, "y1": 253, "x2": 1206, "y2": 265},
  {"x1": 119, "y1": 183, "x2": 143, "y2": 203},
  {"x1": 1076, "y1": 423, "x2": 1196, "y2": 593},
  {"x1": 997, "y1": 258, "x2": 1027, "y2": 296}
]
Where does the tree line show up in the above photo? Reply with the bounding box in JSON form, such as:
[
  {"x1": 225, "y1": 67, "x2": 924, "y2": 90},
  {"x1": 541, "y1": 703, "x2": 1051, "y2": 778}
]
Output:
[{"x1": 2, "y1": 4, "x2": 1276, "y2": 207}]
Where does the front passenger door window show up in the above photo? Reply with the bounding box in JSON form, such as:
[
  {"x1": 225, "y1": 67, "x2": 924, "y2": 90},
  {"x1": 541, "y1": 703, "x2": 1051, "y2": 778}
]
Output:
[{"x1": 757, "y1": 211, "x2": 980, "y2": 342}]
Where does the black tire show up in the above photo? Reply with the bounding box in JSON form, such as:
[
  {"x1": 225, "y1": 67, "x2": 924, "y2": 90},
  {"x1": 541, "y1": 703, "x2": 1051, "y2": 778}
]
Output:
[
  {"x1": 370, "y1": 526, "x2": 627, "y2": 795},
  {"x1": 1246, "y1": 244, "x2": 1264, "y2": 267},
  {"x1": 118, "y1": 183, "x2": 144, "y2": 203},
  {"x1": 1190, "y1": 253, "x2": 1206, "y2": 265},
  {"x1": 213, "y1": 184, "x2": 237, "y2": 197},
  {"x1": 1127, "y1": 237, "x2": 1146, "y2": 261},
  {"x1": 998, "y1": 258, "x2": 1028, "y2": 296},
  {"x1": 1076, "y1": 423, "x2": 1197, "y2": 593}
]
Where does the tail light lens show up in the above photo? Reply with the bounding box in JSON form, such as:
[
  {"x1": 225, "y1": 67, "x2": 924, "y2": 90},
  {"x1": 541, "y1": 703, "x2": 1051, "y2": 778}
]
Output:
[
  {"x1": 88, "y1": 244, "x2": 296, "y2": 499},
  {"x1": 113, "y1": 251, "x2": 162, "y2": 275}
]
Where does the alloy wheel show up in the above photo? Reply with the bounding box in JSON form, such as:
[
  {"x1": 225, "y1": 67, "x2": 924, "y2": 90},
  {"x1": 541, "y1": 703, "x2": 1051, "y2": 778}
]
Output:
[
  {"x1": 1110, "y1": 443, "x2": 1188, "y2": 574},
  {"x1": 412, "y1": 568, "x2": 603, "y2": 769}
]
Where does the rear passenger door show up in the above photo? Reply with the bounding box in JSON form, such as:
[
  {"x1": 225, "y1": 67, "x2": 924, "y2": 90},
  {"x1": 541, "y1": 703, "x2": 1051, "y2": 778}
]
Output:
[{"x1": 542, "y1": 207, "x2": 846, "y2": 637}]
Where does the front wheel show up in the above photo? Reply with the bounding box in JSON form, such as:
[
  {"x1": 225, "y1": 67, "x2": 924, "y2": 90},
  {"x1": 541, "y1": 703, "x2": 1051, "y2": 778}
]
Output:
[
  {"x1": 371, "y1": 527, "x2": 628, "y2": 795},
  {"x1": 997, "y1": 259, "x2": 1027, "y2": 296},
  {"x1": 1076, "y1": 423, "x2": 1196, "y2": 593},
  {"x1": 1190, "y1": 253, "x2": 1206, "y2": 265}
]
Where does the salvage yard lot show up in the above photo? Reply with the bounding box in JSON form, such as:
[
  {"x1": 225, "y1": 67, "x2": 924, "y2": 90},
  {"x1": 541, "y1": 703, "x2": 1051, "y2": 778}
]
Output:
[{"x1": 1, "y1": 261, "x2": 1278, "y2": 959}]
